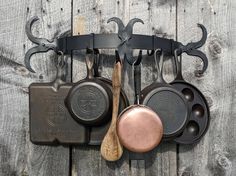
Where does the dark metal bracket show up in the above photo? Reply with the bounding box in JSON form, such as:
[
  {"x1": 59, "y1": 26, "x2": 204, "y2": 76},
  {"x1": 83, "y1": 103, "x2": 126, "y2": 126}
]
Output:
[
  {"x1": 25, "y1": 17, "x2": 58, "y2": 73},
  {"x1": 25, "y1": 16, "x2": 208, "y2": 73}
]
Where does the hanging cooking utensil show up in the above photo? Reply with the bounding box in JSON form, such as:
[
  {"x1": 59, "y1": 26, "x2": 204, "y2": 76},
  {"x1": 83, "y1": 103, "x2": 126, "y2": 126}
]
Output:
[
  {"x1": 30, "y1": 52, "x2": 89, "y2": 144},
  {"x1": 140, "y1": 49, "x2": 190, "y2": 140},
  {"x1": 100, "y1": 51, "x2": 123, "y2": 161},
  {"x1": 89, "y1": 50, "x2": 129, "y2": 145},
  {"x1": 170, "y1": 50, "x2": 210, "y2": 144},
  {"x1": 66, "y1": 49, "x2": 112, "y2": 126},
  {"x1": 93, "y1": 49, "x2": 129, "y2": 111},
  {"x1": 117, "y1": 50, "x2": 163, "y2": 153}
]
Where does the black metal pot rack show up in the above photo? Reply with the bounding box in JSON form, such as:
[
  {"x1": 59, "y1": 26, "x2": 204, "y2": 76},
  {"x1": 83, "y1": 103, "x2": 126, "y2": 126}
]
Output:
[
  {"x1": 25, "y1": 16, "x2": 208, "y2": 74},
  {"x1": 26, "y1": 16, "x2": 210, "y2": 147}
]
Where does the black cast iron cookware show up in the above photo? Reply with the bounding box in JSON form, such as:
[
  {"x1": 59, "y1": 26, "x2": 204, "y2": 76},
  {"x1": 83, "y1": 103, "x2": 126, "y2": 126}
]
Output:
[
  {"x1": 140, "y1": 49, "x2": 190, "y2": 140},
  {"x1": 170, "y1": 50, "x2": 210, "y2": 144},
  {"x1": 66, "y1": 49, "x2": 112, "y2": 126}
]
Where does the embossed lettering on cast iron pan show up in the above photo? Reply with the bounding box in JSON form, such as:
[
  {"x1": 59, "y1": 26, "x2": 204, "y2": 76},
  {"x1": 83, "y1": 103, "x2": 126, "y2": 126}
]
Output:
[
  {"x1": 89, "y1": 50, "x2": 129, "y2": 145},
  {"x1": 117, "y1": 51, "x2": 163, "y2": 153},
  {"x1": 170, "y1": 50, "x2": 209, "y2": 144},
  {"x1": 66, "y1": 49, "x2": 112, "y2": 126},
  {"x1": 140, "y1": 49, "x2": 190, "y2": 140}
]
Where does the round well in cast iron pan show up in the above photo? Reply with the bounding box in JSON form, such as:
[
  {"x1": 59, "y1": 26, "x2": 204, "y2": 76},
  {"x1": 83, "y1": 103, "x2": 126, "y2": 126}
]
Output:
[
  {"x1": 140, "y1": 49, "x2": 190, "y2": 140},
  {"x1": 170, "y1": 50, "x2": 210, "y2": 144}
]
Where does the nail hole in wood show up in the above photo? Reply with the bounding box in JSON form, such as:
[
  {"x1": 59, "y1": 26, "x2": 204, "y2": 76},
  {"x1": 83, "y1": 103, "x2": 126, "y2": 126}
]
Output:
[{"x1": 39, "y1": 74, "x2": 44, "y2": 79}]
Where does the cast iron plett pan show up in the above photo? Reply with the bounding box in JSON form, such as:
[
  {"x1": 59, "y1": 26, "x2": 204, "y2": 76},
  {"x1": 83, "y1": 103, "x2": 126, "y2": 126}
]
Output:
[
  {"x1": 170, "y1": 50, "x2": 210, "y2": 144},
  {"x1": 66, "y1": 49, "x2": 112, "y2": 126},
  {"x1": 140, "y1": 49, "x2": 190, "y2": 140}
]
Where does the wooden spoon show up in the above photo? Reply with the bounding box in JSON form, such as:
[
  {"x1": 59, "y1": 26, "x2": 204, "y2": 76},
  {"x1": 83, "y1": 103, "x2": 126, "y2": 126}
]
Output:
[{"x1": 100, "y1": 57, "x2": 123, "y2": 161}]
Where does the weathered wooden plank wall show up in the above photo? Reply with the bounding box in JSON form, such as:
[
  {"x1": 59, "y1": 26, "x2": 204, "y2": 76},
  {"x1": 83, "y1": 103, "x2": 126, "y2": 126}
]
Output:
[
  {"x1": 0, "y1": 0, "x2": 71, "y2": 175},
  {"x1": 177, "y1": 0, "x2": 236, "y2": 175},
  {"x1": 0, "y1": 0, "x2": 235, "y2": 176}
]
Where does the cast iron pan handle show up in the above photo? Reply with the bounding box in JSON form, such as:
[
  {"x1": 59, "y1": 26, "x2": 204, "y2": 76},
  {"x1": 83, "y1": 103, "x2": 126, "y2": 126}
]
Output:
[
  {"x1": 85, "y1": 48, "x2": 95, "y2": 79},
  {"x1": 133, "y1": 50, "x2": 142, "y2": 104},
  {"x1": 154, "y1": 49, "x2": 166, "y2": 83}
]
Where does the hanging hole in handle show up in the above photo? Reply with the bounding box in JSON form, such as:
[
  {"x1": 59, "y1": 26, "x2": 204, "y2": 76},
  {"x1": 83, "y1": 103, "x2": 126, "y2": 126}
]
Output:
[
  {"x1": 147, "y1": 50, "x2": 154, "y2": 56},
  {"x1": 56, "y1": 51, "x2": 66, "y2": 68}
]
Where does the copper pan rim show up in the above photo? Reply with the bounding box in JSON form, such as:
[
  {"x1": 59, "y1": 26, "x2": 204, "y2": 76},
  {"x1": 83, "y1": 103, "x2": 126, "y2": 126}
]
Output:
[{"x1": 117, "y1": 105, "x2": 163, "y2": 153}]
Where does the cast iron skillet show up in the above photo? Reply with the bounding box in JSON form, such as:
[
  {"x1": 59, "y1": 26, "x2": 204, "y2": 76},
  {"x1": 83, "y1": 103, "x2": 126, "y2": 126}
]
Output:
[
  {"x1": 117, "y1": 50, "x2": 163, "y2": 153},
  {"x1": 140, "y1": 49, "x2": 190, "y2": 140},
  {"x1": 66, "y1": 49, "x2": 112, "y2": 126},
  {"x1": 170, "y1": 50, "x2": 210, "y2": 144}
]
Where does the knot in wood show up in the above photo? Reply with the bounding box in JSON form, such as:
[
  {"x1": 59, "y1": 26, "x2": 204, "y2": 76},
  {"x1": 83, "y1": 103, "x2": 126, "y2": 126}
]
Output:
[
  {"x1": 208, "y1": 38, "x2": 223, "y2": 59},
  {"x1": 216, "y1": 153, "x2": 232, "y2": 171},
  {"x1": 14, "y1": 66, "x2": 29, "y2": 76}
]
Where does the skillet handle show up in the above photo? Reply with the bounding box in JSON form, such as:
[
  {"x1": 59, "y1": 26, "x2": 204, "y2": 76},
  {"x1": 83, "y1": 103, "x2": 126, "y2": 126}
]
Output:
[
  {"x1": 85, "y1": 48, "x2": 94, "y2": 79},
  {"x1": 134, "y1": 50, "x2": 142, "y2": 104}
]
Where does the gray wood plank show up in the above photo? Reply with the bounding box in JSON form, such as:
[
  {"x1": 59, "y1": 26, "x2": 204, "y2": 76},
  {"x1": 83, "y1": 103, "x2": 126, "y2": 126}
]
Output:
[
  {"x1": 71, "y1": 1, "x2": 130, "y2": 176},
  {"x1": 177, "y1": 0, "x2": 236, "y2": 175},
  {"x1": 72, "y1": 0, "x2": 178, "y2": 176},
  {"x1": 129, "y1": 0, "x2": 177, "y2": 176},
  {"x1": 0, "y1": 0, "x2": 71, "y2": 175}
]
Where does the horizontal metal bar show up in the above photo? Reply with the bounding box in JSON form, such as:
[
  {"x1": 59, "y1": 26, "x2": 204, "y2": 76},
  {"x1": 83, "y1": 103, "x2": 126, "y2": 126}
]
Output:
[{"x1": 57, "y1": 33, "x2": 181, "y2": 56}]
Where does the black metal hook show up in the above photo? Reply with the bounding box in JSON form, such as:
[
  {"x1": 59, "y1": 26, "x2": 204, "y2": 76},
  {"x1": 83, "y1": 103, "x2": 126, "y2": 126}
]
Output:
[
  {"x1": 134, "y1": 50, "x2": 142, "y2": 66},
  {"x1": 24, "y1": 16, "x2": 57, "y2": 72},
  {"x1": 178, "y1": 24, "x2": 208, "y2": 74},
  {"x1": 115, "y1": 50, "x2": 121, "y2": 63}
]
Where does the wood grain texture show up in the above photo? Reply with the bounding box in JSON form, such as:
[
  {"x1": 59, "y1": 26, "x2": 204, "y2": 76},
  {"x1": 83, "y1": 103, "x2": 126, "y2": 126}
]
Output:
[
  {"x1": 177, "y1": 0, "x2": 236, "y2": 175},
  {"x1": 71, "y1": 1, "x2": 130, "y2": 175},
  {"x1": 72, "y1": 0, "x2": 177, "y2": 175},
  {"x1": 1, "y1": 0, "x2": 236, "y2": 175},
  {"x1": 128, "y1": 0, "x2": 177, "y2": 176},
  {"x1": 0, "y1": 0, "x2": 71, "y2": 175}
]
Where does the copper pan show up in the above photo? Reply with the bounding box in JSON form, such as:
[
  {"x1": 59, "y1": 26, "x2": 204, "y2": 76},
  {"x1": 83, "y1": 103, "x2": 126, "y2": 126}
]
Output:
[{"x1": 117, "y1": 51, "x2": 163, "y2": 153}]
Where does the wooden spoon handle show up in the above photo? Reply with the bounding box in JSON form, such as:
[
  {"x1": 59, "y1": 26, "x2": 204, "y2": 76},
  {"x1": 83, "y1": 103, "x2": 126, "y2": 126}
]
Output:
[
  {"x1": 100, "y1": 61, "x2": 123, "y2": 161},
  {"x1": 111, "y1": 61, "x2": 121, "y2": 122}
]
